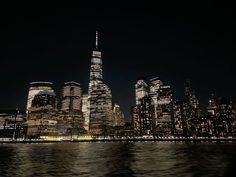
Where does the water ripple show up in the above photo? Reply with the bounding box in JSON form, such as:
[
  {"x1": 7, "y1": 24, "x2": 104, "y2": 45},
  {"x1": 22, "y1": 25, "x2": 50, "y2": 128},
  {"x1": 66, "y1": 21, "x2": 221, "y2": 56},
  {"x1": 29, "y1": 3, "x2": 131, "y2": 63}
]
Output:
[{"x1": 0, "y1": 142, "x2": 235, "y2": 177}]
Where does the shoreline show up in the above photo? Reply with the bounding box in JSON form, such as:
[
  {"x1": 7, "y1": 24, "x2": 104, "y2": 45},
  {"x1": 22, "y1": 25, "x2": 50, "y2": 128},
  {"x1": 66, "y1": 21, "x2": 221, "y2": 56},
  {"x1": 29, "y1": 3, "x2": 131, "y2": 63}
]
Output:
[{"x1": 1, "y1": 138, "x2": 236, "y2": 144}]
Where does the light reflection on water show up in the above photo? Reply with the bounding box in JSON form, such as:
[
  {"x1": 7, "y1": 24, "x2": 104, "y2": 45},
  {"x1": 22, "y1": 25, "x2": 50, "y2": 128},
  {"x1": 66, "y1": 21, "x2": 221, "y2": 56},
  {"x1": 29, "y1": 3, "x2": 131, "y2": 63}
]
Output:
[{"x1": 0, "y1": 142, "x2": 235, "y2": 177}]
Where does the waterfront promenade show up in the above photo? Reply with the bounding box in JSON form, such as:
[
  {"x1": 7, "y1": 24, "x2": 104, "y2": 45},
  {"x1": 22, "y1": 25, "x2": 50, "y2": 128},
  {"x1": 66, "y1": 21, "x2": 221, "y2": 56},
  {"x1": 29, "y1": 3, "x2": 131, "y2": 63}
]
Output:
[{"x1": 1, "y1": 137, "x2": 236, "y2": 143}]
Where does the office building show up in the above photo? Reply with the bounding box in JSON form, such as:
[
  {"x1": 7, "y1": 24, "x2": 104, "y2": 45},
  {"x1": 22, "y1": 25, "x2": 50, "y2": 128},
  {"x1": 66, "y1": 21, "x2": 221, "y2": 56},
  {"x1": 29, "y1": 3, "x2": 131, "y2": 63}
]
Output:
[
  {"x1": 135, "y1": 79, "x2": 149, "y2": 105},
  {"x1": 88, "y1": 32, "x2": 113, "y2": 135},
  {"x1": 61, "y1": 81, "x2": 82, "y2": 111},
  {"x1": 26, "y1": 82, "x2": 55, "y2": 112}
]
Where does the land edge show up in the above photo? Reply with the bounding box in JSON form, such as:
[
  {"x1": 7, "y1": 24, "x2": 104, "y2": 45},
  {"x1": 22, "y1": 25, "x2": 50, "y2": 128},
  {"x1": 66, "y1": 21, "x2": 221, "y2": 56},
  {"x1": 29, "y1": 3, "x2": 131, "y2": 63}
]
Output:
[{"x1": 1, "y1": 138, "x2": 236, "y2": 144}]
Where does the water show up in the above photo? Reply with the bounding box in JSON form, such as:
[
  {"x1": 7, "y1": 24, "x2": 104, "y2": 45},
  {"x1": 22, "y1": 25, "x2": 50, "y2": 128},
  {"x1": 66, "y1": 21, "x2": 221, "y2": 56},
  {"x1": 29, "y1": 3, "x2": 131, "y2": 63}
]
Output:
[{"x1": 0, "y1": 142, "x2": 235, "y2": 177}]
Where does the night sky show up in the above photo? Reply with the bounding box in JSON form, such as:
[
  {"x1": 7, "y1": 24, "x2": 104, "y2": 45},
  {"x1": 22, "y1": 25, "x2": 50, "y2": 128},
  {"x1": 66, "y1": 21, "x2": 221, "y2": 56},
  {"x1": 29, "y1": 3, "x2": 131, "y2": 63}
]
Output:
[{"x1": 0, "y1": 7, "x2": 233, "y2": 120}]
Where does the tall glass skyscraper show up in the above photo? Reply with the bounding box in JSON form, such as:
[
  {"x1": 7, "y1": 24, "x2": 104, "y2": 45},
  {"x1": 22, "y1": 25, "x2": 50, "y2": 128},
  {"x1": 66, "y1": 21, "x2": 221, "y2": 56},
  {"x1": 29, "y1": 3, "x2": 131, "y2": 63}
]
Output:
[{"x1": 87, "y1": 32, "x2": 112, "y2": 135}]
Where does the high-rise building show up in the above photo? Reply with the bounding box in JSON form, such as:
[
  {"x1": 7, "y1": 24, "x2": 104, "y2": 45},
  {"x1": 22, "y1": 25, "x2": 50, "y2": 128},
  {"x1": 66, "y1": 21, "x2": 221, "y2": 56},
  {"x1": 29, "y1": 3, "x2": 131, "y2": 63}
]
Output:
[
  {"x1": 139, "y1": 96, "x2": 154, "y2": 135},
  {"x1": 131, "y1": 105, "x2": 140, "y2": 135},
  {"x1": 31, "y1": 91, "x2": 56, "y2": 109},
  {"x1": 82, "y1": 94, "x2": 89, "y2": 130},
  {"x1": 112, "y1": 104, "x2": 125, "y2": 127},
  {"x1": 26, "y1": 82, "x2": 55, "y2": 112},
  {"x1": 149, "y1": 77, "x2": 163, "y2": 102},
  {"x1": 184, "y1": 80, "x2": 199, "y2": 109},
  {"x1": 131, "y1": 96, "x2": 154, "y2": 136},
  {"x1": 196, "y1": 115, "x2": 214, "y2": 137},
  {"x1": 215, "y1": 98, "x2": 235, "y2": 137},
  {"x1": 61, "y1": 81, "x2": 82, "y2": 111},
  {"x1": 183, "y1": 80, "x2": 200, "y2": 137},
  {"x1": 172, "y1": 100, "x2": 185, "y2": 136},
  {"x1": 196, "y1": 97, "x2": 236, "y2": 138},
  {"x1": 26, "y1": 83, "x2": 58, "y2": 137},
  {"x1": 155, "y1": 85, "x2": 173, "y2": 136},
  {"x1": 149, "y1": 77, "x2": 163, "y2": 121},
  {"x1": 88, "y1": 32, "x2": 112, "y2": 135},
  {"x1": 133, "y1": 79, "x2": 150, "y2": 135},
  {"x1": 207, "y1": 94, "x2": 217, "y2": 116},
  {"x1": 132, "y1": 78, "x2": 174, "y2": 136},
  {"x1": 59, "y1": 81, "x2": 84, "y2": 132},
  {"x1": 135, "y1": 79, "x2": 149, "y2": 105}
]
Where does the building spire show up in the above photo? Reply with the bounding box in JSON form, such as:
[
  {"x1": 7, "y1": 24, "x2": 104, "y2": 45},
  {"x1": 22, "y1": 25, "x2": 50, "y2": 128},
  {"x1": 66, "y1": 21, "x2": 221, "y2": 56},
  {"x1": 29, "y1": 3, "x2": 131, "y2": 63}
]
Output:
[{"x1": 96, "y1": 31, "x2": 98, "y2": 50}]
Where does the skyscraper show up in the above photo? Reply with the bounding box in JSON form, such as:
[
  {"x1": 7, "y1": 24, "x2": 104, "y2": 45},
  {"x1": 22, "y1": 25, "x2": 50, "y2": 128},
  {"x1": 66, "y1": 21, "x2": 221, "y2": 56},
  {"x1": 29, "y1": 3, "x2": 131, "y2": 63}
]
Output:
[
  {"x1": 135, "y1": 79, "x2": 149, "y2": 105},
  {"x1": 172, "y1": 100, "x2": 185, "y2": 136},
  {"x1": 61, "y1": 81, "x2": 82, "y2": 111},
  {"x1": 26, "y1": 82, "x2": 55, "y2": 113},
  {"x1": 26, "y1": 82, "x2": 58, "y2": 137},
  {"x1": 215, "y1": 98, "x2": 235, "y2": 137},
  {"x1": 31, "y1": 91, "x2": 56, "y2": 109},
  {"x1": 59, "y1": 81, "x2": 84, "y2": 131},
  {"x1": 184, "y1": 80, "x2": 199, "y2": 109},
  {"x1": 132, "y1": 78, "x2": 174, "y2": 136},
  {"x1": 139, "y1": 96, "x2": 154, "y2": 135},
  {"x1": 131, "y1": 105, "x2": 140, "y2": 135},
  {"x1": 207, "y1": 94, "x2": 217, "y2": 116},
  {"x1": 112, "y1": 104, "x2": 125, "y2": 127},
  {"x1": 155, "y1": 85, "x2": 173, "y2": 136},
  {"x1": 82, "y1": 94, "x2": 89, "y2": 130},
  {"x1": 88, "y1": 32, "x2": 112, "y2": 135},
  {"x1": 133, "y1": 79, "x2": 149, "y2": 135},
  {"x1": 183, "y1": 80, "x2": 200, "y2": 136},
  {"x1": 149, "y1": 77, "x2": 163, "y2": 121}
]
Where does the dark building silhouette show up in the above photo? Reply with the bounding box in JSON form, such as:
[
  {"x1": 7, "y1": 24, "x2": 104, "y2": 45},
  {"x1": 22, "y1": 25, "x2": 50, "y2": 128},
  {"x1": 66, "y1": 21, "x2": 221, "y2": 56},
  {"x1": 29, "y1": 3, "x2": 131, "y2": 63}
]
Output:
[{"x1": 182, "y1": 80, "x2": 200, "y2": 137}]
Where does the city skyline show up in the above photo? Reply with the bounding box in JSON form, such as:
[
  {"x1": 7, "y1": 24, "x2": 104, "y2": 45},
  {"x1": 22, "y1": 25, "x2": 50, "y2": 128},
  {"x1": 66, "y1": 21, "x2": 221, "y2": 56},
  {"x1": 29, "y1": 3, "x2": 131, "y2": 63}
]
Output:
[
  {"x1": 0, "y1": 7, "x2": 233, "y2": 119},
  {"x1": 0, "y1": 6, "x2": 235, "y2": 177}
]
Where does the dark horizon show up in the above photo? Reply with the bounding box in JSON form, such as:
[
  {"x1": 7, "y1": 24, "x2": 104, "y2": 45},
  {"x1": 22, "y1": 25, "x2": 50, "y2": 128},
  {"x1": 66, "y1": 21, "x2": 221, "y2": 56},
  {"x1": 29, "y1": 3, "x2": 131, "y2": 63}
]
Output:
[{"x1": 0, "y1": 7, "x2": 233, "y2": 119}]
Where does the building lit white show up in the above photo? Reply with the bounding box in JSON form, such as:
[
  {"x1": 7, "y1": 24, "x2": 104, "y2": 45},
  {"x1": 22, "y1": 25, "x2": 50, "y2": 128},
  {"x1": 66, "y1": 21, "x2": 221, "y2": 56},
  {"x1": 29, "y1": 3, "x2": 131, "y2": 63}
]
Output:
[
  {"x1": 87, "y1": 32, "x2": 113, "y2": 134},
  {"x1": 135, "y1": 79, "x2": 149, "y2": 105},
  {"x1": 26, "y1": 82, "x2": 55, "y2": 113},
  {"x1": 82, "y1": 94, "x2": 89, "y2": 130}
]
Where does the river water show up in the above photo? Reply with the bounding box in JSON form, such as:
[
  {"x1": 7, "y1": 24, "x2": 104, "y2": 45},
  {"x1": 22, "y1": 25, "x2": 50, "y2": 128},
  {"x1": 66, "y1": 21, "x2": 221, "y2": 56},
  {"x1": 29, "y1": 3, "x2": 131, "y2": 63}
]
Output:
[{"x1": 0, "y1": 142, "x2": 235, "y2": 177}]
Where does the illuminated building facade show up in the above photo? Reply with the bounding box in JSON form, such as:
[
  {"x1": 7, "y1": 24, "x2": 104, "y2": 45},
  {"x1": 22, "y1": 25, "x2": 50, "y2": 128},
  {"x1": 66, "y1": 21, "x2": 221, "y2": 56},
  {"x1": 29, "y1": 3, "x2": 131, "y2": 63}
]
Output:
[
  {"x1": 207, "y1": 94, "x2": 218, "y2": 116},
  {"x1": 138, "y1": 96, "x2": 154, "y2": 135},
  {"x1": 112, "y1": 104, "x2": 125, "y2": 127},
  {"x1": 26, "y1": 82, "x2": 55, "y2": 113},
  {"x1": 149, "y1": 77, "x2": 163, "y2": 126},
  {"x1": 214, "y1": 98, "x2": 236, "y2": 137},
  {"x1": 58, "y1": 82, "x2": 84, "y2": 133},
  {"x1": 133, "y1": 79, "x2": 150, "y2": 135},
  {"x1": 27, "y1": 89, "x2": 58, "y2": 137},
  {"x1": 195, "y1": 94, "x2": 217, "y2": 137},
  {"x1": 31, "y1": 91, "x2": 56, "y2": 109},
  {"x1": 131, "y1": 105, "x2": 140, "y2": 135},
  {"x1": 155, "y1": 85, "x2": 173, "y2": 136},
  {"x1": 196, "y1": 97, "x2": 236, "y2": 137},
  {"x1": 183, "y1": 80, "x2": 200, "y2": 137},
  {"x1": 0, "y1": 110, "x2": 26, "y2": 139},
  {"x1": 132, "y1": 78, "x2": 173, "y2": 136},
  {"x1": 172, "y1": 101, "x2": 185, "y2": 136},
  {"x1": 88, "y1": 32, "x2": 112, "y2": 134},
  {"x1": 61, "y1": 81, "x2": 82, "y2": 111},
  {"x1": 135, "y1": 79, "x2": 149, "y2": 105},
  {"x1": 150, "y1": 78, "x2": 162, "y2": 109},
  {"x1": 82, "y1": 94, "x2": 89, "y2": 130},
  {"x1": 26, "y1": 82, "x2": 60, "y2": 137}
]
